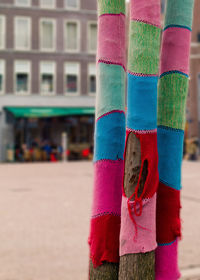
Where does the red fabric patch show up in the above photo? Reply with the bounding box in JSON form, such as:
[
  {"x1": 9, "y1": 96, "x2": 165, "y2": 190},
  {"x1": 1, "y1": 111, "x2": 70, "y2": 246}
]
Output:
[
  {"x1": 88, "y1": 214, "x2": 120, "y2": 268},
  {"x1": 123, "y1": 130, "x2": 159, "y2": 200},
  {"x1": 156, "y1": 181, "x2": 181, "y2": 244}
]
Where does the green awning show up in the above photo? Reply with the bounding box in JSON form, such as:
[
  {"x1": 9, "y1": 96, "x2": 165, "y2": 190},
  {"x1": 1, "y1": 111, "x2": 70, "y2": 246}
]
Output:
[{"x1": 5, "y1": 107, "x2": 95, "y2": 118}]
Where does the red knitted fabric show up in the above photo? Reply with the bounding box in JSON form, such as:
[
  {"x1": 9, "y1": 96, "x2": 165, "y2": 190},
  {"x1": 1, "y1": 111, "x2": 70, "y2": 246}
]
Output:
[
  {"x1": 123, "y1": 130, "x2": 159, "y2": 200},
  {"x1": 156, "y1": 182, "x2": 181, "y2": 244},
  {"x1": 88, "y1": 214, "x2": 121, "y2": 268}
]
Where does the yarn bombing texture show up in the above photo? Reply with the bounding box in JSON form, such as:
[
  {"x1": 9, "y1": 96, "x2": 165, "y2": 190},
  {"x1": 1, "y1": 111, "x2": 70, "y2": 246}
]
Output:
[
  {"x1": 120, "y1": 0, "x2": 161, "y2": 257},
  {"x1": 88, "y1": 0, "x2": 126, "y2": 268},
  {"x1": 156, "y1": 0, "x2": 194, "y2": 279}
]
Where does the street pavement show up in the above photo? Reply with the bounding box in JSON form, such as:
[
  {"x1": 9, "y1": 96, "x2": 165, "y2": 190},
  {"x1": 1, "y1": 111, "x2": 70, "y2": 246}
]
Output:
[{"x1": 0, "y1": 160, "x2": 199, "y2": 280}]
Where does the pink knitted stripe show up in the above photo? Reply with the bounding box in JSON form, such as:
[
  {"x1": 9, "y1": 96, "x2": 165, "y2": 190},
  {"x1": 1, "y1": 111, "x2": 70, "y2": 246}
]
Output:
[
  {"x1": 130, "y1": 0, "x2": 161, "y2": 28},
  {"x1": 160, "y1": 27, "x2": 191, "y2": 76},
  {"x1": 126, "y1": 127, "x2": 157, "y2": 134},
  {"x1": 91, "y1": 159, "x2": 124, "y2": 217},
  {"x1": 120, "y1": 194, "x2": 157, "y2": 256},
  {"x1": 128, "y1": 70, "x2": 158, "y2": 77},
  {"x1": 98, "y1": 59, "x2": 126, "y2": 72},
  {"x1": 97, "y1": 14, "x2": 126, "y2": 70},
  {"x1": 96, "y1": 110, "x2": 125, "y2": 122}
]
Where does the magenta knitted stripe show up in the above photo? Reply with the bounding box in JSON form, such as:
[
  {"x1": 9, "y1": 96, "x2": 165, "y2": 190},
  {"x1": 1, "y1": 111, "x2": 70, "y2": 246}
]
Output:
[
  {"x1": 130, "y1": 0, "x2": 161, "y2": 28},
  {"x1": 91, "y1": 159, "x2": 124, "y2": 217},
  {"x1": 97, "y1": 13, "x2": 126, "y2": 70},
  {"x1": 160, "y1": 27, "x2": 191, "y2": 76}
]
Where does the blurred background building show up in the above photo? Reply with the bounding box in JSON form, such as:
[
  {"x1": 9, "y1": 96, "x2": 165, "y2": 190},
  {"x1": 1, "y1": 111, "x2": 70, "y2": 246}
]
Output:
[
  {"x1": 0, "y1": 0, "x2": 199, "y2": 162},
  {"x1": 187, "y1": 0, "x2": 200, "y2": 140},
  {"x1": 0, "y1": 0, "x2": 97, "y2": 162}
]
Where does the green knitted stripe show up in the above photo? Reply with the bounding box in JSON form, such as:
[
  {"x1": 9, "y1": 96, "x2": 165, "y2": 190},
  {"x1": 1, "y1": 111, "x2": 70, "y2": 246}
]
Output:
[
  {"x1": 164, "y1": 0, "x2": 194, "y2": 30},
  {"x1": 128, "y1": 21, "x2": 160, "y2": 75},
  {"x1": 98, "y1": 0, "x2": 125, "y2": 15},
  {"x1": 96, "y1": 63, "x2": 125, "y2": 119},
  {"x1": 158, "y1": 74, "x2": 189, "y2": 130}
]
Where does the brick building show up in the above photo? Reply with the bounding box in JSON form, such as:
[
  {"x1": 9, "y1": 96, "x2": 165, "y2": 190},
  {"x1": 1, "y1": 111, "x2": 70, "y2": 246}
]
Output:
[
  {"x1": 187, "y1": 0, "x2": 200, "y2": 141},
  {"x1": 0, "y1": 0, "x2": 97, "y2": 161}
]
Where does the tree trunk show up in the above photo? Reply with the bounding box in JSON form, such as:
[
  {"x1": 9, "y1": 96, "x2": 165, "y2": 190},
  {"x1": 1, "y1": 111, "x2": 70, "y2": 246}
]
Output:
[
  {"x1": 119, "y1": 252, "x2": 155, "y2": 280},
  {"x1": 88, "y1": 0, "x2": 126, "y2": 278},
  {"x1": 119, "y1": 132, "x2": 155, "y2": 279},
  {"x1": 89, "y1": 261, "x2": 118, "y2": 280}
]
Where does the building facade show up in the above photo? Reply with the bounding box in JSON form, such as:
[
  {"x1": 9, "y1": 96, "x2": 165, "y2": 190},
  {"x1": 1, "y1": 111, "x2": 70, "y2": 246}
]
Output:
[
  {"x1": 0, "y1": 0, "x2": 97, "y2": 161},
  {"x1": 187, "y1": 0, "x2": 200, "y2": 140}
]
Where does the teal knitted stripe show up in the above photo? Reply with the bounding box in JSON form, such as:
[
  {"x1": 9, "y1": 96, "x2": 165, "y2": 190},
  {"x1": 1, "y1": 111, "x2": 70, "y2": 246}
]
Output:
[
  {"x1": 96, "y1": 63, "x2": 125, "y2": 119},
  {"x1": 164, "y1": 0, "x2": 194, "y2": 30}
]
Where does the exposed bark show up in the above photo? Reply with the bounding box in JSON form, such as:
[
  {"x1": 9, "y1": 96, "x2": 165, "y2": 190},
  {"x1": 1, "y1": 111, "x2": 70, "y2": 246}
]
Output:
[
  {"x1": 119, "y1": 132, "x2": 155, "y2": 279},
  {"x1": 89, "y1": 260, "x2": 118, "y2": 280},
  {"x1": 119, "y1": 252, "x2": 155, "y2": 280}
]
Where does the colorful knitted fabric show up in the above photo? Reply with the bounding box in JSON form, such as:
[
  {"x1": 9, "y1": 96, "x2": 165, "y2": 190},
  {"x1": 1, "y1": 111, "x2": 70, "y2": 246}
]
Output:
[
  {"x1": 120, "y1": 0, "x2": 161, "y2": 257},
  {"x1": 88, "y1": 0, "x2": 126, "y2": 268},
  {"x1": 156, "y1": 1, "x2": 194, "y2": 279}
]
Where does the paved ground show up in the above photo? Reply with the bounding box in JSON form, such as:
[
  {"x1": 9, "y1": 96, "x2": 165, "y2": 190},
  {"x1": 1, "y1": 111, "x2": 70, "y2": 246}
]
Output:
[{"x1": 0, "y1": 160, "x2": 199, "y2": 280}]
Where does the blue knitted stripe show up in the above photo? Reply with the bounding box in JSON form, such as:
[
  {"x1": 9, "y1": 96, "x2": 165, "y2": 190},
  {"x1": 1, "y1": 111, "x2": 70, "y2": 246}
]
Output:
[
  {"x1": 157, "y1": 126, "x2": 184, "y2": 191},
  {"x1": 94, "y1": 111, "x2": 126, "y2": 162},
  {"x1": 127, "y1": 73, "x2": 158, "y2": 130},
  {"x1": 158, "y1": 239, "x2": 177, "y2": 247},
  {"x1": 160, "y1": 70, "x2": 189, "y2": 79},
  {"x1": 163, "y1": 24, "x2": 192, "y2": 32}
]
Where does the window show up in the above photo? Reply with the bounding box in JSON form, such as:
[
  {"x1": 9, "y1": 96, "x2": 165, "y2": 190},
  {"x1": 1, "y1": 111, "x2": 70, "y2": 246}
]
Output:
[
  {"x1": 88, "y1": 22, "x2": 97, "y2": 53},
  {"x1": 0, "y1": 60, "x2": 5, "y2": 94},
  {"x1": 0, "y1": 16, "x2": 5, "y2": 49},
  {"x1": 15, "y1": 0, "x2": 31, "y2": 6},
  {"x1": 64, "y1": 63, "x2": 79, "y2": 95},
  {"x1": 15, "y1": 17, "x2": 31, "y2": 50},
  {"x1": 65, "y1": 21, "x2": 79, "y2": 52},
  {"x1": 65, "y1": 0, "x2": 79, "y2": 10},
  {"x1": 161, "y1": 0, "x2": 166, "y2": 14},
  {"x1": 197, "y1": 33, "x2": 200, "y2": 43},
  {"x1": 15, "y1": 61, "x2": 31, "y2": 94},
  {"x1": 88, "y1": 64, "x2": 96, "y2": 94},
  {"x1": 40, "y1": 62, "x2": 55, "y2": 95},
  {"x1": 40, "y1": 19, "x2": 55, "y2": 51},
  {"x1": 40, "y1": 0, "x2": 55, "y2": 8}
]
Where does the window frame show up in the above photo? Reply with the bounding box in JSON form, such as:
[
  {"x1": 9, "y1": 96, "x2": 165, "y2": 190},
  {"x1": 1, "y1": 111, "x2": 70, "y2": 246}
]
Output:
[
  {"x1": 88, "y1": 63, "x2": 96, "y2": 96},
  {"x1": 14, "y1": 16, "x2": 31, "y2": 51},
  {"x1": 40, "y1": 18, "x2": 56, "y2": 52},
  {"x1": 0, "y1": 15, "x2": 6, "y2": 50},
  {"x1": 64, "y1": 0, "x2": 80, "y2": 11},
  {"x1": 40, "y1": 61, "x2": 56, "y2": 96},
  {"x1": 14, "y1": 60, "x2": 31, "y2": 96},
  {"x1": 87, "y1": 21, "x2": 98, "y2": 54},
  {"x1": 40, "y1": 0, "x2": 55, "y2": 9},
  {"x1": 64, "y1": 20, "x2": 80, "y2": 53},
  {"x1": 0, "y1": 60, "x2": 5, "y2": 95},
  {"x1": 15, "y1": 0, "x2": 31, "y2": 7},
  {"x1": 64, "y1": 62, "x2": 80, "y2": 96}
]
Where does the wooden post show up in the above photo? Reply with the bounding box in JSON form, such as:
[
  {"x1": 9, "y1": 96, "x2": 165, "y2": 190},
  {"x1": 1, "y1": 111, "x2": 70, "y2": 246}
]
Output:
[
  {"x1": 89, "y1": 261, "x2": 119, "y2": 280},
  {"x1": 88, "y1": 0, "x2": 126, "y2": 278},
  {"x1": 119, "y1": 133, "x2": 155, "y2": 279},
  {"x1": 155, "y1": 0, "x2": 195, "y2": 278},
  {"x1": 119, "y1": 0, "x2": 161, "y2": 277}
]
